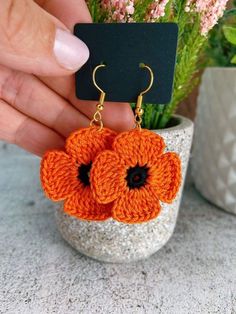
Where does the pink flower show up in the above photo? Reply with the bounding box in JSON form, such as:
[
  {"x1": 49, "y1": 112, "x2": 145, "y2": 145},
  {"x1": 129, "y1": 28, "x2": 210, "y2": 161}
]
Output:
[
  {"x1": 145, "y1": 0, "x2": 169, "y2": 22},
  {"x1": 101, "y1": 0, "x2": 135, "y2": 22},
  {"x1": 185, "y1": 0, "x2": 229, "y2": 35}
]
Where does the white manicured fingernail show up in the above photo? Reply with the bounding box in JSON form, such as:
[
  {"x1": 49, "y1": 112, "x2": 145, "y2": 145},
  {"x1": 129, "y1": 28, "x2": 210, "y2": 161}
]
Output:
[{"x1": 54, "y1": 28, "x2": 89, "y2": 71}]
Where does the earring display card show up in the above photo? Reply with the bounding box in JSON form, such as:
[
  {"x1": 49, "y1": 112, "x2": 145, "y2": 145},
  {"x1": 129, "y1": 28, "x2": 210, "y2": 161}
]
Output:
[{"x1": 74, "y1": 23, "x2": 178, "y2": 104}]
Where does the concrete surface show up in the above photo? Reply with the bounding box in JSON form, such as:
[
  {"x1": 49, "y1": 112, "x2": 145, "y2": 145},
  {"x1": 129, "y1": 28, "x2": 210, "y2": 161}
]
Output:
[{"x1": 0, "y1": 142, "x2": 235, "y2": 314}]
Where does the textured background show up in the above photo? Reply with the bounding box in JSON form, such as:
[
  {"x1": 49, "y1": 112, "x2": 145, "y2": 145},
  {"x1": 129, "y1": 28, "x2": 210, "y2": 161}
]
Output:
[{"x1": 0, "y1": 142, "x2": 236, "y2": 314}]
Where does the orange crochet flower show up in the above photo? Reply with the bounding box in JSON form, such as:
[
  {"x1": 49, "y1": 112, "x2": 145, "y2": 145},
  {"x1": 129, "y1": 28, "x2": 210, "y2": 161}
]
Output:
[
  {"x1": 91, "y1": 129, "x2": 181, "y2": 223},
  {"x1": 40, "y1": 127, "x2": 116, "y2": 221}
]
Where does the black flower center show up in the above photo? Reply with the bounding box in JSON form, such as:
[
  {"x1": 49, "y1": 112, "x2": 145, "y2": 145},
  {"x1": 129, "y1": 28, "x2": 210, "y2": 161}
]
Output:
[
  {"x1": 78, "y1": 162, "x2": 92, "y2": 186},
  {"x1": 126, "y1": 164, "x2": 149, "y2": 189}
]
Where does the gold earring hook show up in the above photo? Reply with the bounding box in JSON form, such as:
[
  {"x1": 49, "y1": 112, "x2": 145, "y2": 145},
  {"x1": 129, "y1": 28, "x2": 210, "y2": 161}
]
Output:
[
  {"x1": 139, "y1": 63, "x2": 154, "y2": 96},
  {"x1": 135, "y1": 63, "x2": 154, "y2": 130},
  {"x1": 92, "y1": 64, "x2": 106, "y2": 104},
  {"x1": 90, "y1": 64, "x2": 106, "y2": 130}
]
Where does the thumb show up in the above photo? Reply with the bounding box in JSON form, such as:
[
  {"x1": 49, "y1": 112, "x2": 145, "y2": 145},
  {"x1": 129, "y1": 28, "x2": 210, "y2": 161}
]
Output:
[{"x1": 0, "y1": 0, "x2": 89, "y2": 76}]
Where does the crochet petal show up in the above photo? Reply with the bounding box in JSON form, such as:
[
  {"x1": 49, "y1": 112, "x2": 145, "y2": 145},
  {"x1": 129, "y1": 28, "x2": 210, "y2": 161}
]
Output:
[
  {"x1": 112, "y1": 129, "x2": 165, "y2": 166},
  {"x1": 91, "y1": 150, "x2": 127, "y2": 204},
  {"x1": 112, "y1": 187, "x2": 161, "y2": 223},
  {"x1": 150, "y1": 152, "x2": 181, "y2": 203},
  {"x1": 66, "y1": 127, "x2": 116, "y2": 165},
  {"x1": 40, "y1": 151, "x2": 80, "y2": 201},
  {"x1": 64, "y1": 188, "x2": 112, "y2": 221}
]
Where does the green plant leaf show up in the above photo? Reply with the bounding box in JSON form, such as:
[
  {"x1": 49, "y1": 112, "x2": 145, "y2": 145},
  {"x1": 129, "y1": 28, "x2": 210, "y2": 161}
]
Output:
[
  {"x1": 223, "y1": 26, "x2": 236, "y2": 45},
  {"x1": 231, "y1": 55, "x2": 236, "y2": 63},
  {"x1": 224, "y1": 8, "x2": 236, "y2": 18}
]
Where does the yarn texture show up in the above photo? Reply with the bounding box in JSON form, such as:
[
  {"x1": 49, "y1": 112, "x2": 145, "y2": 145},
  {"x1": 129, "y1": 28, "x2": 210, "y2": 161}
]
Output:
[
  {"x1": 91, "y1": 128, "x2": 182, "y2": 223},
  {"x1": 41, "y1": 126, "x2": 181, "y2": 224},
  {"x1": 40, "y1": 127, "x2": 116, "y2": 221}
]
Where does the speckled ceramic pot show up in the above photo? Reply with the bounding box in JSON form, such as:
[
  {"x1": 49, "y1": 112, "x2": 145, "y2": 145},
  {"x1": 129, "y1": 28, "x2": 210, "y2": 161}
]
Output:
[{"x1": 56, "y1": 115, "x2": 193, "y2": 263}]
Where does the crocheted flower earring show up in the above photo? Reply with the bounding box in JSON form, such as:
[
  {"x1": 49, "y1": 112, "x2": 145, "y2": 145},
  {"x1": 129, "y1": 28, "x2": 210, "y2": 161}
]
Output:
[
  {"x1": 40, "y1": 64, "x2": 116, "y2": 221},
  {"x1": 91, "y1": 64, "x2": 182, "y2": 224}
]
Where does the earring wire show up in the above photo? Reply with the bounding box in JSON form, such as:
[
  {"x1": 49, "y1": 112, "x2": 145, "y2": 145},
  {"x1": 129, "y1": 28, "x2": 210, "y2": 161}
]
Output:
[
  {"x1": 135, "y1": 63, "x2": 154, "y2": 130},
  {"x1": 90, "y1": 64, "x2": 106, "y2": 130}
]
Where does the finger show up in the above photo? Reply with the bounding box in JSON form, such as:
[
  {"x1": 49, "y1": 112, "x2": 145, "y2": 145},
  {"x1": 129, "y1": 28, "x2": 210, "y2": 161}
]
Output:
[
  {"x1": 0, "y1": 0, "x2": 89, "y2": 76},
  {"x1": 0, "y1": 100, "x2": 65, "y2": 156},
  {"x1": 0, "y1": 65, "x2": 90, "y2": 137},
  {"x1": 41, "y1": 76, "x2": 135, "y2": 131},
  {"x1": 35, "y1": 0, "x2": 92, "y2": 30}
]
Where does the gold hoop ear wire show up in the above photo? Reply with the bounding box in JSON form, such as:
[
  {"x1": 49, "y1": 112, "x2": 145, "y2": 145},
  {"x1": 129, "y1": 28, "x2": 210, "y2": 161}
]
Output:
[
  {"x1": 90, "y1": 64, "x2": 106, "y2": 130},
  {"x1": 135, "y1": 63, "x2": 154, "y2": 130}
]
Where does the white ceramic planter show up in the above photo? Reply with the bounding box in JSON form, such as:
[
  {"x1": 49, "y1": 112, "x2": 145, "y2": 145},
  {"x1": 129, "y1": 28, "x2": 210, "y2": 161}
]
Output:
[
  {"x1": 56, "y1": 115, "x2": 193, "y2": 263},
  {"x1": 192, "y1": 68, "x2": 236, "y2": 215}
]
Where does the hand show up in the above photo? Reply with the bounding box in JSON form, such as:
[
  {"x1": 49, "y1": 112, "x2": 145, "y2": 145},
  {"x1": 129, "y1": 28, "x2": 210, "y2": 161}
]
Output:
[{"x1": 0, "y1": 0, "x2": 134, "y2": 156}]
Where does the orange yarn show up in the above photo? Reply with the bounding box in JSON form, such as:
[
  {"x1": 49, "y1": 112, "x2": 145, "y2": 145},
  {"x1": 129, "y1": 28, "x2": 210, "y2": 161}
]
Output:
[
  {"x1": 41, "y1": 126, "x2": 181, "y2": 224},
  {"x1": 91, "y1": 128, "x2": 181, "y2": 224},
  {"x1": 40, "y1": 127, "x2": 116, "y2": 221}
]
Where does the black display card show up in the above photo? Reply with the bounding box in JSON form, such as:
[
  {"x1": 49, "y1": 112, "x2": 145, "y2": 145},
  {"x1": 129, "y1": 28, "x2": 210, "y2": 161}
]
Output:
[{"x1": 74, "y1": 23, "x2": 178, "y2": 104}]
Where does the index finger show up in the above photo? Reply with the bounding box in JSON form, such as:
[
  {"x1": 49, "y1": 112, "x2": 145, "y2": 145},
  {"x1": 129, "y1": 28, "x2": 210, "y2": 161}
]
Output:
[{"x1": 35, "y1": 0, "x2": 92, "y2": 30}]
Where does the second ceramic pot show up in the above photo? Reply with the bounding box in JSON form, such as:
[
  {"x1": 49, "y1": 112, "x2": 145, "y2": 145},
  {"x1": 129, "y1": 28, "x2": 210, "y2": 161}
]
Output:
[{"x1": 192, "y1": 68, "x2": 236, "y2": 215}]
